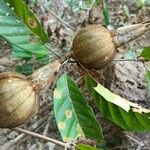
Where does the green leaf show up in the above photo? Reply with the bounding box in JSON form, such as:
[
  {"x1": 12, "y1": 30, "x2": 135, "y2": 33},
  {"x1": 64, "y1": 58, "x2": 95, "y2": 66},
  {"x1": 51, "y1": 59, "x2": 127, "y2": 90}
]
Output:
[
  {"x1": 146, "y1": 70, "x2": 150, "y2": 93},
  {"x1": 136, "y1": 0, "x2": 145, "y2": 8},
  {"x1": 85, "y1": 76, "x2": 150, "y2": 132},
  {"x1": 0, "y1": 0, "x2": 52, "y2": 59},
  {"x1": 76, "y1": 144, "x2": 102, "y2": 150},
  {"x1": 53, "y1": 73, "x2": 103, "y2": 143},
  {"x1": 15, "y1": 64, "x2": 33, "y2": 74},
  {"x1": 82, "y1": 0, "x2": 101, "y2": 9},
  {"x1": 94, "y1": 0, "x2": 101, "y2": 6},
  {"x1": 4, "y1": 0, "x2": 49, "y2": 43},
  {"x1": 102, "y1": 0, "x2": 109, "y2": 27},
  {"x1": 123, "y1": 5, "x2": 130, "y2": 18},
  {"x1": 66, "y1": 0, "x2": 101, "y2": 11},
  {"x1": 140, "y1": 47, "x2": 150, "y2": 60}
]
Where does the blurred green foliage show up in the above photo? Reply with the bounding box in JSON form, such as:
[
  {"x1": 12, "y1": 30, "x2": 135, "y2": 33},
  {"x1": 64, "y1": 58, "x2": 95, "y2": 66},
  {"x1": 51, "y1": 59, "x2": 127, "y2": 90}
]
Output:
[
  {"x1": 66, "y1": 0, "x2": 101, "y2": 11},
  {"x1": 102, "y1": 0, "x2": 109, "y2": 27},
  {"x1": 136, "y1": 0, "x2": 145, "y2": 8}
]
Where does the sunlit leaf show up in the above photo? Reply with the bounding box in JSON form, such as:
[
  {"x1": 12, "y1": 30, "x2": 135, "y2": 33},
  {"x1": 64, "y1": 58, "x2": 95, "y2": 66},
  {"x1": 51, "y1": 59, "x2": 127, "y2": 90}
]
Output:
[
  {"x1": 54, "y1": 73, "x2": 103, "y2": 143},
  {"x1": 85, "y1": 76, "x2": 150, "y2": 132}
]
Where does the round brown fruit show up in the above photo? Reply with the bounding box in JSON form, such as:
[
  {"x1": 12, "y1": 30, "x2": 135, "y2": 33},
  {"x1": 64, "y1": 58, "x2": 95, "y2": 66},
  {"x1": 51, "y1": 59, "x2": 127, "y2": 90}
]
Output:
[{"x1": 71, "y1": 25, "x2": 116, "y2": 69}]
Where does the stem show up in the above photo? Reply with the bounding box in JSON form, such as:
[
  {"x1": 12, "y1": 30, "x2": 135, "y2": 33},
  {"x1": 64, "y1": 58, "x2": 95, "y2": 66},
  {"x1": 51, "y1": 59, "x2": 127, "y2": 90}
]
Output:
[
  {"x1": 42, "y1": 5, "x2": 76, "y2": 31},
  {"x1": 44, "y1": 44, "x2": 62, "y2": 59},
  {"x1": 126, "y1": 134, "x2": 144, "y2": 146},
  {"x1": 0, "y1": 114, "x2": 51, "y2": 150},
  {"x1": 113, "y1": 22, "x2": 150, "y2": 47},
  {"x1": 14, "y1": 127, "x2": 73, "y2": 149},
  {"x1": 114, "y1": 58, "x2": 148, "y2": 62},
  {"x1": 28, "y1": 60, "x2": 61, "y2": 92}
]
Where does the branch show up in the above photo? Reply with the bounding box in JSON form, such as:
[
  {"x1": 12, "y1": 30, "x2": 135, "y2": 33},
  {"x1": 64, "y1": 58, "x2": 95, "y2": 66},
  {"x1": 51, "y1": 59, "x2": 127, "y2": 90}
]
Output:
[
  {"x1": 44, "y1": 44, "x2": 62, "y2": 59},
  {"x1": 114, "y1": 58, "x2": 148, "y2": 62},
  {"x1": 126, "y1": 134, "x2": 144, "y2": 147},
  {"x1": 0, "y1": 114, "x2": 50, "y2": 150},
  {"x1": 14, "y1": 127, "x2": 73, "y2": 149},
  {"x1": 42, "y1": 5, "x2": 76, "y2": 31}
]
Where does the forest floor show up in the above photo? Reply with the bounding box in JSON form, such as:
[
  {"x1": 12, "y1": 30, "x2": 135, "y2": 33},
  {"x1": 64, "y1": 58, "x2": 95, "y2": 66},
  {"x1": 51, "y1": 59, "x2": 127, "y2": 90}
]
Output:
[{"x1": 0, "y1": 0, "x2": 150, "y2": 149}]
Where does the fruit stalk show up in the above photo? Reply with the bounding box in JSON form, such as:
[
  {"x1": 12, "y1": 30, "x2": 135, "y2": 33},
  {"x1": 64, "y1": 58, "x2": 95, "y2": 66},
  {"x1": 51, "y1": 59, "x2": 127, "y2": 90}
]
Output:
[
  {"x1": 114, "y1": 22, "x2": 150, "y2": 47},
  {"x1": 28, "y1": 60, "x2": 61, "y2": 92}
]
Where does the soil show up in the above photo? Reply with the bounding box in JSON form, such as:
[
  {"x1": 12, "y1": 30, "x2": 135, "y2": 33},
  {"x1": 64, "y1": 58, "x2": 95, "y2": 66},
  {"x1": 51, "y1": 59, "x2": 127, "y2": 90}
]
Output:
[{"x1": 0, "y1": 0, "x2": 150, "y2": 150}]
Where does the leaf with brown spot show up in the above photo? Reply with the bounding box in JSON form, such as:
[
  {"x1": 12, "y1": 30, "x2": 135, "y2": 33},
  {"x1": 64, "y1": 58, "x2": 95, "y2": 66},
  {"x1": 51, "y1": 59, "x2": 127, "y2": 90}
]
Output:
[
  {"x1": 53, "y1": 73, "x2": 103, "y2": 143},
  {"x1": 4, "y1": 0, "x2": 49, "y2": 43},
  {"x1": 0, "y1": 0, "x2": 54, "y2": 59}
]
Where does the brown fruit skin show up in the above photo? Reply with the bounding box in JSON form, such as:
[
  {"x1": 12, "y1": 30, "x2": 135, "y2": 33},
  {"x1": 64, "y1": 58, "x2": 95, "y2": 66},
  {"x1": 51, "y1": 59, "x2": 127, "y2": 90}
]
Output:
[
  {"x1": 0, "y1": 72, "x2": 38, "y2": 128},
  {"x1": 0, "y1": 60, "x2": 61, "y2": 128},
  {"x1": 71, "y1": 25, "x2": 116, "y2": 69}
]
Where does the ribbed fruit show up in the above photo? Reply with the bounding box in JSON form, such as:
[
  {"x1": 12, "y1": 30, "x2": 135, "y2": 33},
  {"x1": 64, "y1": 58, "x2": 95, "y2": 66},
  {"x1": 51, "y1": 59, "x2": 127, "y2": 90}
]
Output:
[
  {"x1": 71, "y1": 22, "x2": 150, "y2": 70},
  {"x1": 71, "y1": 25, "x2": 116, "y2": 69},
  {"x1": 0, "y1": 72, "x2": 38, "y2": 128},
  {"x1": 0, "y1": 60, "x2": 61, "y2": 128}
]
